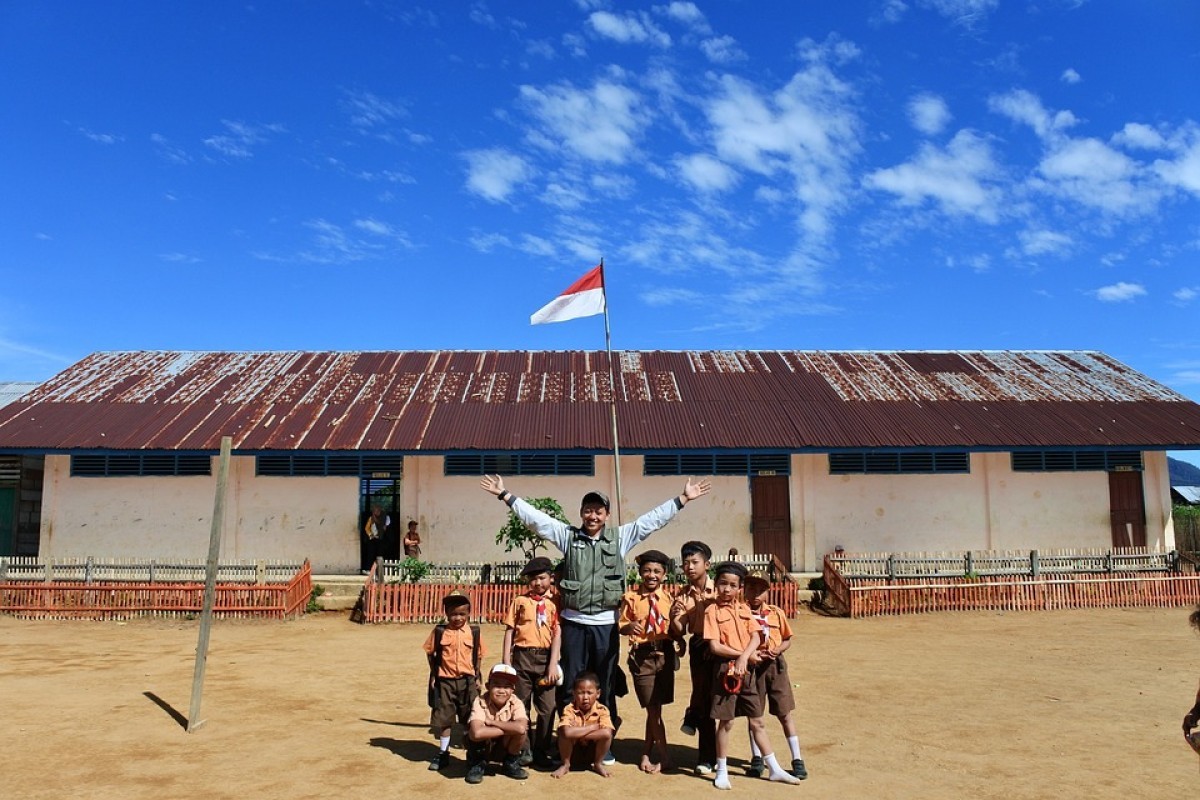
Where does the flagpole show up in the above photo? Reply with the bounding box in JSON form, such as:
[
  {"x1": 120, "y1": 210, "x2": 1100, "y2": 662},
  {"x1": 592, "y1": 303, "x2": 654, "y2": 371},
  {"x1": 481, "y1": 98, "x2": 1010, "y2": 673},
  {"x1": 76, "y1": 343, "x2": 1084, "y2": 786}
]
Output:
[{"x1": 600, "y1": 258, "x2": 624, "y2": 526}]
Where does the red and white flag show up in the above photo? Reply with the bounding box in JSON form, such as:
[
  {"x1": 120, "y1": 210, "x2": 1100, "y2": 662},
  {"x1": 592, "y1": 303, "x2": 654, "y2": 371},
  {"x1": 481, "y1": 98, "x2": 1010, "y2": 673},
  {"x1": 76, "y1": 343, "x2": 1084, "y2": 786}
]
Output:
[{"x1": 530, "y1": 264, "x2": 605, "y2": 325}]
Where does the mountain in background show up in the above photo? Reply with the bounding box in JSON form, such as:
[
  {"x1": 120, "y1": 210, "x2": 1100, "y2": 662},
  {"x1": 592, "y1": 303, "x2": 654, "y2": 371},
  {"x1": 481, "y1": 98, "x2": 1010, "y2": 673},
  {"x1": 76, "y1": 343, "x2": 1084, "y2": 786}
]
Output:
[{"x1": 1169, "y1": 457, "x2": 1200, "y2": 486}]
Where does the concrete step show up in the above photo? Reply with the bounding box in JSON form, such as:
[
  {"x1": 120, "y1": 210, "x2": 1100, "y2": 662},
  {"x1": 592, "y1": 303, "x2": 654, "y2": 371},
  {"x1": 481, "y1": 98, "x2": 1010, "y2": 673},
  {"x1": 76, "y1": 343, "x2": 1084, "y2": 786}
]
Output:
[{"x1": 310, "y1": 574, "x2": 368, "y2": 611}]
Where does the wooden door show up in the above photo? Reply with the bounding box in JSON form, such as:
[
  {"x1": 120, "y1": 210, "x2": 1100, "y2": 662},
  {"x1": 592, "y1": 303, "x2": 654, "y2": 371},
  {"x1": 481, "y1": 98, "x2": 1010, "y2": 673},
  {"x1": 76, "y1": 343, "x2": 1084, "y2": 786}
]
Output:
[
  {"x1": 750, "y1": 475, "x2": 792, "y2": 568},
  {"x1": 0, "y1": 488, "x2": 14, "y2": 555},
  {"x1": 1107, "y1": 470, "x2": 1146, "y2": 548}
]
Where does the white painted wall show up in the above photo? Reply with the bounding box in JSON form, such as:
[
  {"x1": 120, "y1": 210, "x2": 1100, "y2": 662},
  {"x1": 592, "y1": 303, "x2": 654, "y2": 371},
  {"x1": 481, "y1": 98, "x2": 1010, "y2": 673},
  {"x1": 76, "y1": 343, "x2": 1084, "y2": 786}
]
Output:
[{"x1": 36, "y1": 449, "x2": 1178, "y2": 574}]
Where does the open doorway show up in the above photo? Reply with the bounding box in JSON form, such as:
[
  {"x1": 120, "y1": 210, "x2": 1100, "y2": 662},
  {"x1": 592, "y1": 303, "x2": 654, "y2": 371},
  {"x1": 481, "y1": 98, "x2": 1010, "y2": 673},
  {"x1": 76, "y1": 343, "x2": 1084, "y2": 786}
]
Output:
[{"x1": 360, "y1": 476, "x2": 402, "y2": 570}]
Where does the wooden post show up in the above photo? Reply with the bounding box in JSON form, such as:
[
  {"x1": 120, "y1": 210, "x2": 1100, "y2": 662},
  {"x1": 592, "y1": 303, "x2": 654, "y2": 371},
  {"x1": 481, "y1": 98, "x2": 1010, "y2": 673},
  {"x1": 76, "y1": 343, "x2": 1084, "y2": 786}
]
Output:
[{"x1": 187, "y1": 436, "x2": 232, "y2": 733}]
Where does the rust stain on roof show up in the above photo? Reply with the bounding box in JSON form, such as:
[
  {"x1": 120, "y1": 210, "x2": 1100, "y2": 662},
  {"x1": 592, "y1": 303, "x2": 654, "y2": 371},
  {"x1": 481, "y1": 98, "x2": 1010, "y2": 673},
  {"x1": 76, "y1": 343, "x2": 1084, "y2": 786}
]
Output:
[{"x1": 1, "y1": 349, "x2": 1199, "y2": 452}]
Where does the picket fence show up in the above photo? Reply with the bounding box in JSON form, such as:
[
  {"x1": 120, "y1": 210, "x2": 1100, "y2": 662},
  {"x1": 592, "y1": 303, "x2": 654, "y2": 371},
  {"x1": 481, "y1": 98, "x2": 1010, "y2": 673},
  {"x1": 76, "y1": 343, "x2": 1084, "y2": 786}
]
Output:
[
  {"x1": 823, "y1": 547, "x2": 1200, "y2": 618},
  {"x1": 0, "y1": 558, "x2": 312, "y2": 621}
]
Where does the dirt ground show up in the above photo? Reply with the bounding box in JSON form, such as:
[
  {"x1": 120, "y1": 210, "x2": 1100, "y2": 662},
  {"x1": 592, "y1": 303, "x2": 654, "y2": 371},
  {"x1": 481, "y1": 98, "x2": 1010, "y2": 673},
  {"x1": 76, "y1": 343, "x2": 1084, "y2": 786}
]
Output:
[{"x1": 2, "y1": 606, "x2": 1198, "y2": 799}]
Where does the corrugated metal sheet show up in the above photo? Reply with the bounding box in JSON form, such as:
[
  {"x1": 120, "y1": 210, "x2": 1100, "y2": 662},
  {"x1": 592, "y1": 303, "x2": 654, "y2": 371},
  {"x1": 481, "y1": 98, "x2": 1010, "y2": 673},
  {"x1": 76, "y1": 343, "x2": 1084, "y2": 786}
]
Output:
[
  {"x1": 0, "y1": 381, "x2": 40, "y2": 409},
  {"x1": 2, "y1": 350, "x2": 1200, "y2": 452}
]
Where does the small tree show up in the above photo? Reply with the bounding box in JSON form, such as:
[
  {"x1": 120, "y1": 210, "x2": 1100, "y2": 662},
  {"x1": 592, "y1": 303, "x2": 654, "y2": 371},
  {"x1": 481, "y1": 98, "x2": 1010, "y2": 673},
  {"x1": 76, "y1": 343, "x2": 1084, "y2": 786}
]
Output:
[{"x1": 495, "y1": 496, "x2": 569, "y2": 560}]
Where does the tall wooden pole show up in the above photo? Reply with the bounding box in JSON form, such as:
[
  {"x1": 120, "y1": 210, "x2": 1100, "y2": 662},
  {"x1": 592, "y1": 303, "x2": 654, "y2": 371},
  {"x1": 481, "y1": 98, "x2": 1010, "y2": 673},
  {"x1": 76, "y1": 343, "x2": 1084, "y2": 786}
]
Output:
[
  {"x1": 187, "y1": 435, "x2": 232, "y2": 732},
  {"x1": 600, "y1": 259, "x2": 624, "y2": 525}
]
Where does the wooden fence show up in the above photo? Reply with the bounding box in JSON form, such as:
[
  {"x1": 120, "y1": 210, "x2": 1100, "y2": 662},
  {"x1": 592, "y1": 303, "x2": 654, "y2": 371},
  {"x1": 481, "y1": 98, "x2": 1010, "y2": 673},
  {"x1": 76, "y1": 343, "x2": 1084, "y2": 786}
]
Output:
[
  {"x1": 0, "y1": 559, "x2": 312, "y2": 621},
  {"x1": 823, "y1": 547, "x2": 1200, "y2": 618},
  {"x1": 0, "y1": 556, "x2": 302, "y2": 584},
  {"x1": 362, "y1": 563, "x2": 799, "y2": 624}
]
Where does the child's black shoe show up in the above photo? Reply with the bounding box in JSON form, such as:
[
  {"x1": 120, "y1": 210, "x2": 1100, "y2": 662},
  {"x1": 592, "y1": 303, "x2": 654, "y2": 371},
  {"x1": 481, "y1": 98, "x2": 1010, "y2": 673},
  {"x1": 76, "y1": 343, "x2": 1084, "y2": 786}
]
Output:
[
  {"x1": 746, "y1": 756, "x2": 764, "y2": 778},
  {"x1": 518, "y1": 742, "x2": 533, "y2": 766},
  {"x1": 502, "y1": 754, "x2": 529, "y2": 780},
  {"x1": 791, "y1": 759, "x2": 808, "y2": 780},
  {"x1": 429, "y1": 751, "x2": 450, "y2": 771},
  {"x1": 465, "y1": 762, "x2": 486, "y2": 784}
]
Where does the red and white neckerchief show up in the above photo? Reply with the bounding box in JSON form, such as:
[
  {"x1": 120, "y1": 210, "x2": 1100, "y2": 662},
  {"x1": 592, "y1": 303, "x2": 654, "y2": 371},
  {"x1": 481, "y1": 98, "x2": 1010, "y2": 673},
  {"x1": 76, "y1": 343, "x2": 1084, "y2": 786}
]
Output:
[
  {"x1": 645, "y1": 593, "x2": 667, "y2": 635},
  {"x1": 530, "y1": 594, "x2": 548, "y2": 628},
  {"x1": 752, "y1": 607, "x2": 771, "y2": 647}
]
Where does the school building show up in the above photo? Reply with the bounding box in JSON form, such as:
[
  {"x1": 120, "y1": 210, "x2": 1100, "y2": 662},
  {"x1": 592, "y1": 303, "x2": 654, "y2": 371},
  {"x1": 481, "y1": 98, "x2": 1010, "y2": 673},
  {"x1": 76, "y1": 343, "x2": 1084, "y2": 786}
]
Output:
[{"x1": 1, "y1": 349, "x2": 1199, "y2": 573}]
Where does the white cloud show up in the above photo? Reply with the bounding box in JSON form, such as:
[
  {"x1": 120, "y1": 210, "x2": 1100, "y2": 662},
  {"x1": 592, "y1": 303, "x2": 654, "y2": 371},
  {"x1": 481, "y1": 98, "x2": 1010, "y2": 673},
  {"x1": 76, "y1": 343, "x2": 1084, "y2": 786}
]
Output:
[
  {"x1": 77, "y1": 127, "x2": 122, "y2": 145},
  {"x1": 1093, "y1": 281, "x2": 1146, "y2": 302},
  {"x1": 151, "y1": 133, "x2": 190, "y2": 164},
  {"x1": 1037, "y1": 136, "x2": 1159, "y2": 215},
  {"x1": 864, "y1": 129, "x2": 1002, "y2": 222},
  {"x1": 1112, "y1": 122, "x2": 1166, "y2": 150},
  {"x1": 340, "y1": 89, "x2": 406, "y2": 130},
  {"x1": 659, "y1": 2, "x2": 709, "y2": 32},
  {"x1": 700, "y1": 35, "x2": 746, "y2": 64},
  {"x1": 988, "y1": 89, "x2": 1077, "y2": 139},
  {"x1": 675, "y1": 153, "x2": 739, "y2": 193},
  {"x1": 354, "y1": 218, "x2": 413, "y2": 247},
  {"x1": 907, "y1": 92, "x2": 951, "y2": 136},
  {"x1": 463, "y1": 148, "x2": 532, "y2": 202},
  {"x1": 917, "y1": 0, "x2": 999, "y2": 27},
  {"x1": 1060, "y1": 68, "x2": 1082, "y2": 84},
  {"x1": 1154, "y1": 127, "x2": 1200, "y2": 195},
  {"x1": 587, "y1": 11, "x2": 671, "y2": 47},
  {"x1": 873, "y1": 0, "x2": 909, "y2": 25},
  {"x1": 519, "y1": 79, "x2": 645, "y2": 164},
  {"x1": 203, "y1": 120, "x2": 284, "y2": 159},
  {"x1": 158, "y1": 252, "x2": 202, "y2": 264},
  {"x1": 1174, "y1": 287, "x2": 1199, "y2": 303},
  {"x1": 1018, "y1": 229, "x2": 1073, "y2": 257}
]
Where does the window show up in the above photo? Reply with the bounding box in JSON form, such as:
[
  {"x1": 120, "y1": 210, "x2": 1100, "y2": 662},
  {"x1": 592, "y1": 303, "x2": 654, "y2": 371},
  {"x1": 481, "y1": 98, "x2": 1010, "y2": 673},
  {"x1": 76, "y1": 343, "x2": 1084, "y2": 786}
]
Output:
[
  {"x1": 71, "y1": 453, "x2": 212, "y2": 477},
  {"x1": 828, "y1": 451, "x2": 970, "y2": 475},
  {"x1": 1011, "y1": 450, "x2": 1142, "y2": 472},
  {"x1": 643, "y1": 453, "x2": 790, "y2": 476},
  {"x1": 444, "y1": 453, "x2": 594, "y2": 476},
  {"x1": 255, "y1": 453, "x2": 405, "y2": 477}
]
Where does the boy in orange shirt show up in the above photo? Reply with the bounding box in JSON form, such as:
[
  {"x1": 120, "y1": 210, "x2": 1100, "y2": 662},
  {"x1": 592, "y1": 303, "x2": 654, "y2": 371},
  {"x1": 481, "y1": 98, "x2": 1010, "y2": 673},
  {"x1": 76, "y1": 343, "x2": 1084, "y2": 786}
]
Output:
[
  {"x1": 465, "y1": 664, "x2": 530, "y2": 784},
  {"x1": 502, "y1": 555, "x2": 562, "y2": 769},
  {"x1": 703, "y1": 562, "x2": 799, "y2": 790},
  {"x1": 742, "y1": 570, "x2": 807, "y2": 780},
  {"x1": 552, "y1": 672, "x2": 616, "y2": 779},
  {"x1": 618, "y1": 549, "x2": 675, "y2": 773},
  {"x1": 424, "y1": 593, "x2": 485, "y2": 772},
  {"x1": 670, "y1": 540, "x2": 717, "y2": 775}
]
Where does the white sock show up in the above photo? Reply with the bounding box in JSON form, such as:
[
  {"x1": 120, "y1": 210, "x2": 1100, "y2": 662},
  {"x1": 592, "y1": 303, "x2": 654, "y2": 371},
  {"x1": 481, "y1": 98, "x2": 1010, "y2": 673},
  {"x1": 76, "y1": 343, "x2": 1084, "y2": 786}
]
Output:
[
  {"x1": 439, "y1": 735, "x2": 451, "y2": 752},
  {"x1": 765, "y1": 753, "x2": 800, "y2": 784},
  {"x1": 749, "y1": 735, "x2": 762, "y2": 758},
  {"x1": 714, "y1": 758, "x2": 731, "y2": 790},
  {"x1": 787, "y1": 735, "x2": 802, "y2": 760}
]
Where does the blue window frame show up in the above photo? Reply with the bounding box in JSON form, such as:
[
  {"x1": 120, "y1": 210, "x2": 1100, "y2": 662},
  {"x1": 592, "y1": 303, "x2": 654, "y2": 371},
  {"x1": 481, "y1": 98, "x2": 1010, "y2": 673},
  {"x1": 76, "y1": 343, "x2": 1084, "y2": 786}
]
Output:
[
  {"x1": 643, "y1": 453, "x2": 790, "y2": 476},
  {"x1": 828, "y1": 451, "x2": 970, "y2": 475},
  {"x1": 71, "y1": 452, "x2": 212, "y2": 477},
  {"x1": 1011, "y1": 450, "x2": 1142, "y2": 472},
  {"x1": 255, "y1": 453, "x2": 405, "y2": 477},
  {"x1": 444, "y1": 453, "x2": 594, "y2": 476}
]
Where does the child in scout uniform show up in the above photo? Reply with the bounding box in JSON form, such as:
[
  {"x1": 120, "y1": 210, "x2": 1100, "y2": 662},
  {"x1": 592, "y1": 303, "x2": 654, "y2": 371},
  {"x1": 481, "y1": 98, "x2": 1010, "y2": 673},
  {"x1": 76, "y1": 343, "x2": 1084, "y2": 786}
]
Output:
[
  {"x1": 502, "y1": 555, "x2": 563, "y2": 769},
  {"x1": 670, "y1": 539, "x2": 717, "y2": 775},
  {"x1": 742, "y1": 570, "x2": 808, "y2": 780},
  {"x1": 464, "y1": 664, "x2": 531, "y2": 784},
  {"x1": 552, "y1": 671, "x2": 616, "y2": 779},
  {"x1": 424, "y1": 593, "x2": 485, "y2": 772},
  {"x1": 618, "y1": 549, "x2": 676, "y2": 774},
  {"x1": 703, "y1": 562, "x2": 800, "y2": 790}
]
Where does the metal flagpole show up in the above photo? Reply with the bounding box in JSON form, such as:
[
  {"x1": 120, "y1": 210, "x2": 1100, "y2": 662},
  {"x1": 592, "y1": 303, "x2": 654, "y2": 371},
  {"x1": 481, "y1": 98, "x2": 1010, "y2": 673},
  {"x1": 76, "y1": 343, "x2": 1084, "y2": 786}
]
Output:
[{"x1": 599, "y1": 258, "x2": 624, "y2": 525}]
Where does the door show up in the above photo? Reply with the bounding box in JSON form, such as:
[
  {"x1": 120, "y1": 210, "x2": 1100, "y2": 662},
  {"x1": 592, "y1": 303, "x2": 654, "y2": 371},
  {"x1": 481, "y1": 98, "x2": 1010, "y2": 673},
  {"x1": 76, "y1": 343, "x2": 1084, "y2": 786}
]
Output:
[
  {"x1": 1107, "y1": 470, "x2": 1146, "y2": 548},
  {"x1": 0, "y1": 487, "x2": 14, "y2": 555},
  {"x1": 360, "y1": 476, "x2": 402, "y2": 567},
  {"x1": 750, "y1": 475, "x2": 792, "y2": 567}
]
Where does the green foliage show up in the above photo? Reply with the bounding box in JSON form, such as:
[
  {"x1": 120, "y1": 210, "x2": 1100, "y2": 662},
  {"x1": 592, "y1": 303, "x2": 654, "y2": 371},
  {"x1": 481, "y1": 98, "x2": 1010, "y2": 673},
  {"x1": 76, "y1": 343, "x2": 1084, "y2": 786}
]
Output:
[
  {"x1": 495, "y1": 496, "x2": 569, "y2": 560},
  {"x1": 399, "y1": 557, "x2": 433, "y2": 583},
  {"x1": 1174, "y1": 503, "x2": 1200, "y2": 521},
  {"x1": 306, "y1": 583, "x2": 326, "y2": 613}
]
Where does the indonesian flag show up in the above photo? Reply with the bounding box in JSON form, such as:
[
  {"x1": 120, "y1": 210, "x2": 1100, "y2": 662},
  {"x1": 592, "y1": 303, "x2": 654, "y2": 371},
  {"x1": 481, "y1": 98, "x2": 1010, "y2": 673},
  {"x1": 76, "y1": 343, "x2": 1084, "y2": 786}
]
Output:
[{"x1": 530, "y1": 264, "x2": 605, "y2": 325}]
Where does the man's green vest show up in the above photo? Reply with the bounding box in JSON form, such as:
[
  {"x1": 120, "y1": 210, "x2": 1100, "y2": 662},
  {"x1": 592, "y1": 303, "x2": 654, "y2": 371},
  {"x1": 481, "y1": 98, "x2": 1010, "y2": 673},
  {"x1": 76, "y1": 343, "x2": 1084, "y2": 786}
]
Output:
[{"x1": 558, "y1": 526, "x2": 626, "y2": 615}]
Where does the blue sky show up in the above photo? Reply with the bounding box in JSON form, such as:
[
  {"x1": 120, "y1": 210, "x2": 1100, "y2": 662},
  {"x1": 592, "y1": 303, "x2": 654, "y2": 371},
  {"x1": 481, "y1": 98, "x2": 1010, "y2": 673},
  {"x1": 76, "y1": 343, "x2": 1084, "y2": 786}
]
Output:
[{"x1": 2, "y1": 2, "x2": 1199, "y2": 452}]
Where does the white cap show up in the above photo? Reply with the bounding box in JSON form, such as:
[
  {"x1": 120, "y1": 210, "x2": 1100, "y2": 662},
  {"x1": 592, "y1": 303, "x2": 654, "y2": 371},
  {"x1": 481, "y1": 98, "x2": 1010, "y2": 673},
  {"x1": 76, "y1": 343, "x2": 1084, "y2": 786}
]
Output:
[{"x1": 489, "y1": 663, "x2": 519, "y2": 683}]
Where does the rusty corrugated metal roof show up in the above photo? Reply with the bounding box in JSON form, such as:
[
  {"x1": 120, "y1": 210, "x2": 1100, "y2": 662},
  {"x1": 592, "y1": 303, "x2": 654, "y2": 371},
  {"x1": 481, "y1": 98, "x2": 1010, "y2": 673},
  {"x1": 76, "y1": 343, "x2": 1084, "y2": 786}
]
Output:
[{"x1": 2, "y1": 349, "x2": 1200, "y2": 452}]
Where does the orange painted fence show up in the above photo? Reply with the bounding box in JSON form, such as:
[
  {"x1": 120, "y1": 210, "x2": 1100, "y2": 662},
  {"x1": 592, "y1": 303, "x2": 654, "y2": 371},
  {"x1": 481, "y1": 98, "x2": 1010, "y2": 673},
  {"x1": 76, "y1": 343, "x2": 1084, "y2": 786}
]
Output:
[
  {"x1": 362, "y1": 565, "x2": 799, "y2": 624},
  {"x1": 0, "y1": 560, "x2": 312, "y2": 621},
  {"x1": 823, "y1": 553, "x2": 1200, "y2": 618}
]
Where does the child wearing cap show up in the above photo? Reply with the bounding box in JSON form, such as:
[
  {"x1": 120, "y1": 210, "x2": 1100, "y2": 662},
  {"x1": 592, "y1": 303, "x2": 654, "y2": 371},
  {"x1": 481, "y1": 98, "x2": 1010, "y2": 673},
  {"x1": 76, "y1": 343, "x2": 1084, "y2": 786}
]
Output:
[
  {"x1": 742, "y1": 570, "x2": 807, "y2": 781},
  {"x1": 552, "y1": 672, "x2": 616, "y2": 779},
  {"x1": 618, "y1": 549, "x2": 676, "y2": 773},
  {"x1": 703, "y1": 562, "x2": 799, "y2": 790},
  {"x1": 424, "y1": 594, "x2": 485, "y2": 772},
  {"x1": 465, "y1": 664, "x2": 530, "y2": 784},
  {"x1": 481, "y1": 474, "x2": 711, "y2": 765},
  {"x1": 502, "y1": 555, "x2": 563, "y2": 769}
]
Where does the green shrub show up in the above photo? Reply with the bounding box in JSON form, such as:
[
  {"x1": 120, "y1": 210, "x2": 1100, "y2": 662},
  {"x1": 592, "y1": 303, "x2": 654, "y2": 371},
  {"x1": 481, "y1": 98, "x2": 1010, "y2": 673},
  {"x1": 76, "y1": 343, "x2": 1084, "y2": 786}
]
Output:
[{"x1": 495, "y1": 497, "x2": 569, "y2": 560}]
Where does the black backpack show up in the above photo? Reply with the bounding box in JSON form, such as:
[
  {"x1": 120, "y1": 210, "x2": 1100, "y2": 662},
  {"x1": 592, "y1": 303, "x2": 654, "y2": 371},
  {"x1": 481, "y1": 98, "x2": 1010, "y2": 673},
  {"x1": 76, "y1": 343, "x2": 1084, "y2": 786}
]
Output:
[{"x1": 426, "y1": 623, "x2": 481, "y2": 708}]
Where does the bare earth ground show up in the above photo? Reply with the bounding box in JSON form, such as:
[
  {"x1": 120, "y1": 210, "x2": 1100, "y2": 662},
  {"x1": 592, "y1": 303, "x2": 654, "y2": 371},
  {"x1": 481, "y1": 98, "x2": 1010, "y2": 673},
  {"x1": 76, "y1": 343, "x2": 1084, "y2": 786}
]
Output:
[{"x1": 2, "y1": 607, "x2": 1198, "y2": 800}]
